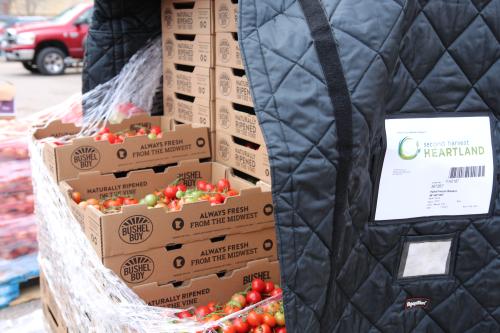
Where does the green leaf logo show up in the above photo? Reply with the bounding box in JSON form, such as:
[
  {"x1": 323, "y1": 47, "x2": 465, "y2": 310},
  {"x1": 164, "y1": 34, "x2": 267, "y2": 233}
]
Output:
[{"x1": 398, "y1": 137, "x2": 420, "y2": 160}]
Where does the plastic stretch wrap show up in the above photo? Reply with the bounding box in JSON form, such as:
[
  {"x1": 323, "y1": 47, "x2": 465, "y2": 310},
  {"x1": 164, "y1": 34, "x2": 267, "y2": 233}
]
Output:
[{"x1": 32, "y1": 37, "x2": 282, "y2": 332}]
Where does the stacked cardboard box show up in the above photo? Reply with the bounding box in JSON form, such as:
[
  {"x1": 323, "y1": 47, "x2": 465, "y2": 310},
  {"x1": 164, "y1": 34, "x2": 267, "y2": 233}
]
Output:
[
  {"x1": 214, "y1": 0, "x2": 271, "y2": 183},
  {"x1": 162, "y1": 0, "x2": 216, "y2": 154}
]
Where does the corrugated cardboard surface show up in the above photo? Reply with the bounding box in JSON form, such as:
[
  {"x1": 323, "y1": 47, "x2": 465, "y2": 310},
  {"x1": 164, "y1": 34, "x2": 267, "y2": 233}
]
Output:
[
  {"x1": 216, "y1": 32, "x2": 244, "y2": 69},
  {"x1": 215, "y1": 0, "x2": 238, "y2": 33},
  {"x1": 104, "y1": 227, "x2": 278, "y2": 287},
  {"x1": 216, "y1": 66, "x2": 254, "y2": 107},
  {"x1": 162, "y1": 0, "x2": 214, "y2": 34},
  {"x1": 163, "y1": 33, "x2": 215, "y2": 68},
  {"x1": 216, "y1": 99, "x2": 265, "y2": 145},
  {"x1": 164, "y1": 64, "x2": 214, "y2": 101},
  {"x1": 134, "y1": 259, "x2": 280, "y2": 308}
]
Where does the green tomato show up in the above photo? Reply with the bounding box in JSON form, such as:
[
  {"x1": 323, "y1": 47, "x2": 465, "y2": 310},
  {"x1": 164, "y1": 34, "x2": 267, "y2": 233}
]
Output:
[
  {"x1": 148, "y1": 133, "x2": 157, "y2": 140},
  {"x1": 176, "y1": 190, "x2": 185, "y2": 199},
  {"x1": 184, "y1": 197, "x2": 197, "y2": 204},
  {"x1": 139, "y1": 199, "x2": 146, "y2": 205},
  {"x1": 191, "y1": 190, "x2": 203, "y2": 199},
  {"x1": 144, "y1": 194, "x2": 158, "y2": 207}
]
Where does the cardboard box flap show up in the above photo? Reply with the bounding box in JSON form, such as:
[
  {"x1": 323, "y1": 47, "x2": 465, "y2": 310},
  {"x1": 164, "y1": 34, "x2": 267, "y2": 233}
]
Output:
[{"x1": 33, "y1": 120, "x2": 81, "y2": 140}]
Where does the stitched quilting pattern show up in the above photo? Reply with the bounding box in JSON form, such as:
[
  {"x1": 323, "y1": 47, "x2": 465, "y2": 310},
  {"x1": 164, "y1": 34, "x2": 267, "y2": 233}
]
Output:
[{"x1": 240, "y1": 0, "x2": 500, "y2": 332}]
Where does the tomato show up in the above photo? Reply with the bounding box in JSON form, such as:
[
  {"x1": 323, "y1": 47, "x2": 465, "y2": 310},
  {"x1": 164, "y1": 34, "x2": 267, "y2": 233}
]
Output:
[
  {"x1": 95, "y1": 135, "x2": 101, "y2": 141},
  {"x1": 148, "y1": 133, "x2": 157, "y2": 140},
  {"x1": 168, "y1": 200, "x2": 181, "y2": 211},
  {"x1": 107, "y1": 199, "x2": 122, "y2": 208},
  {"x1": 261, "y1": 301, "x2": 280, "y2": 314},
  {"x1": 144, "y1": 194, "x2": 158, "y2": 207},
  {"x1": 246, "y1": 290, "x2": 262, "y2": 305},
  {"x1": 224, "y1": 302, "x2": 241, "y2": 315},
  {"x1": 150, "y1": 126, "x2": 162, "y2": 135},
  {"x1": 209, "y1": 193, "x2": 225, "y2": 205},
  {"x1": 98, "y1": 127, "x2": 110, "y2": 135},
  {"x1": 207, "y1": 301, "x2": 218, "y2": 313},
  {"x1": 175, "y1": 310, "x2": 192, "y2": 319},
  {"x1": 246, "y1": 311, "x2": 262, "y2": 327},
  {"x1": 115, "y1": 197, "x2": 125, "y2": 205},
  {"x1": 261, "y1": 313, "x2": 276, "y2": 327},
  {"x1": 222, "y1": 325, "x2": 237, "y2": 333},
  {"x1": 252, "y1": 278, "x2": 266, "y2": 293},
  {"x1": 205, "y1": 183, "x2": 216, "y2": 192},
  {"x1": 195, "y1": 305, "x2": 211, "y2": 319},
  {"x1": 123, "y1": 198, "x2": 139, "y2": 205},
  {"x1": 274, "y1": 312, "x2": 285, "y2": 326},
  {"x1": 137, "y1": 128, "x2": 147, "y2": 135},
  {"x1": 164, "y1": 185, "x2": 178, "y2": 200},
  {"x1": 101, "y1": 133, "x2": 116, "y2": 144},
  {"x1": 71, "y1": 192, "x2": 82, "y2": 204},
  {"x1": 275, "y1": 328, "x2": 286, "y2": 333},
  {"x1": 217, "y1": 178, "x2": 231, "y2": 192},
  {"x1": 253, "y1": 324, "x2": 272, "y2": 333},
  {"x1": 226, "y1": 189, "x2": 239, "y2": 197},
  {"x1": 270, "y1": 288, "x2": 283, "y2": 297},
  {"x1": 177, "y1": 184, "x2": 187, "y2": 192},
  {"x1": 78, "y1": 201, "x2": 88, "y2": 209},
  {"x1": 233, "y1": 318, "x2": 250, "y2": 333},
  {"x1": 204, "y1": 313, "x2": 221, "y2": 323},
  {"x1": 263, "y1": 281, "x2": 275, "y2": 294},
  {"x1": 86, "y1": 198, "x2": 99, "y2": 206},
  {"x1": 231, "y1": 293, "x2": 246, "y2": 308},
  {"x1": 196, "y1": 180, "x2": 207, "y2": 191}
]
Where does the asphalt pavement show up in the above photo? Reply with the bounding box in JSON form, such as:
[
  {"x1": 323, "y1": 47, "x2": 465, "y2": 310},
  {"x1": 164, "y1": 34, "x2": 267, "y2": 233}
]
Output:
[{"x1": 0, "y1": 59, "x2": 82, "y2": 118}]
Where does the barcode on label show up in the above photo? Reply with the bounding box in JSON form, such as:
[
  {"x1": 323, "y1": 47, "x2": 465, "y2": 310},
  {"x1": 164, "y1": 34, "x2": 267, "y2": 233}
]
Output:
[{"x1": 449, "y1": 166, "x2": 485, "y2": 179}]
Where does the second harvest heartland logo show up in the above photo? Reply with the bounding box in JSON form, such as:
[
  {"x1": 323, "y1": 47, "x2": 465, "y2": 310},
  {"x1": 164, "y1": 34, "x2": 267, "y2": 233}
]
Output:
[
  {"x1": 119, "y1": 215, "x2": 153, "y2": 244},
  {"x1": 120, "y1": 255, "x2": 154, "y2": 283},
  {"x1": 71, "y1": 146, "x2": 101, "y2": 170}
]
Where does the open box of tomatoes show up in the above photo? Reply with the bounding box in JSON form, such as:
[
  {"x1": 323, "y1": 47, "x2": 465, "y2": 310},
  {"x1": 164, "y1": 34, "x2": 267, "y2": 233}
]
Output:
[{"x1": 33, "y1": 114, "x2": 211, "y2": 183}]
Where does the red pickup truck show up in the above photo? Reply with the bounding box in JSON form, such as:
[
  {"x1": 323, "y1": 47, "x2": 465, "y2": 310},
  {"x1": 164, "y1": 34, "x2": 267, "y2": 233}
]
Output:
[{"x1": 3, "y1": 3, "x2": 93, "y2": 75}]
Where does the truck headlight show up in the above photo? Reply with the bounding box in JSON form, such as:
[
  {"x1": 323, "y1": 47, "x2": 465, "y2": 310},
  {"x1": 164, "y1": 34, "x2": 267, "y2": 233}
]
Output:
[{"x1": 15, "y1": 32, "x2": 35, "y2": 45}]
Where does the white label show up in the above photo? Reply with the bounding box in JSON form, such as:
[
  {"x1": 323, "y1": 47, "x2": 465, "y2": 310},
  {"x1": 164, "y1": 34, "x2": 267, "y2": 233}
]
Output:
[
  {"x1": 400, "y1": 240, "x2": 452, "y2": 278},
  {"x1": 375, "y1": 116, "x2": 494, "y2": 221}
]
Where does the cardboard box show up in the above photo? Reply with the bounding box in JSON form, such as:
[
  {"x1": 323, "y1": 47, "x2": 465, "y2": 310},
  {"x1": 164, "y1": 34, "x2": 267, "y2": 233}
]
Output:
[
  {"x1": 162, "y1": 0, "x2": 214, "y2": 34},
  {"x1": 163, "y1": 33, "x2": 214, "y2": 68},
  {"x1": 61, "y1": 160, "x2": 275, "y2": 259},
  {"x1": 105, "y1": 227, "x2": 278, "y2": 286},
  {"x1": 134, "y1": 259, "x2": 280, "y2": 308},
  {"x1": 41, "y1": 273, "x2": 69, "y2": 333},
  {"x1": 33, "y1": 115, "x2": 211, "y2": 183},
  {"x1": 216, "y1": 131, "x2": 271, "y2": 183},
  {"x1": 216, "y1": 32, "x2": 244, "y2": 69},
  {"x1": 164, "y1": 64, "x2": 214, "y2": 101},
  {"x1": 216, "y1": 99, "x2": 264, "y2": 145},
  {"x1": 164, "y1": 93, "x2": 215, "y2": 130},
  {"x1": 0, "y1": 81, "x2": 15, "y2": 118},
  {"x1": 216, "y1": 66, "x2": 253, "y2": 107},
  {"x1": 215, "y1": 0, "x2": 238, "y2": 33}
]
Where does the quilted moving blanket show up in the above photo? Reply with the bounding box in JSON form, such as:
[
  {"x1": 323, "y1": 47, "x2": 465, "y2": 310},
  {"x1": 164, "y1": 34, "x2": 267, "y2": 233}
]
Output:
[{"x1": 239, "y1": 0, "x2": 500, "y2": 332}]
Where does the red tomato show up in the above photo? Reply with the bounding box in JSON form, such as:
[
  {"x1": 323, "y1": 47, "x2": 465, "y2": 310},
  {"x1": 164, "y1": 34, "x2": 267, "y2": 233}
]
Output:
[
  {"x1": 115, "y1": 197, "x2": 125, "y2": 205},
  {"x1": 271, "y1": 288, "x2": 283, "y2": 297},
  {"x1": 252, "y1": 278, "x2": 266, "y2": 293},
  {"x1": 195, "y1": 305, "x2": 211, "y2": 319},
  {"x1": 246, "y1": 290, "x2": 262, "y2": 305},
  {"x1": 107, "y1": 199, "x2": 122, "y2": 208},
  {"x1": 137, "y1": 128, "x2": 147, "y2": 135},
  {"x1": 209, "y1": 194, "x2": 224, "y2": 205},
  {"x1": 164, "y1": 185, "x2": 178, "y2": 200},
  {"x1": 224, "y1": 303, "x2": 241, "y2": 315},
  {"x1": 175, "y1": 310, "x2": 192, "y2": 319},
  {"x1": 217, "y1": 178, "x2": 231, "y2": 192},
  {"x1": 123, "y1": 198, "x2": 138, "y2": 206},
  {"x1": 71, "y1": 192, "x2": 81, "y2": 204},
  {"x1": 207, "y1": 301, "x2": 218, "y2": 313},
  {"x1": 261, "y1": 301, "x2": 280, "y2": 314},
  {"x1": 197, "y1": 180, "x2": 207, "y2": 191},
  {"x1": 150, "y1": 126, "x2": 162, "y2": 135},
  {"x1": 94, "y1": 135, "x2": 101, "y2": 141},
  {"x1": 101, "y1": 133, "x2": 116, "y2": 144},
  {"x1": 226, "y1": 189, "x2": 239, "y2": 197},
  {"x1": 262, "y1": 313, "x2": 276, "y2": 327},
  {"x1": 204, "y1": 313, "x2": 221, "y2": 323},
  {"x1": 176, "y1": 184, "x2": 187, "y2": 192},
  {"x1": 233, "y1": 318, "x2": 250, "y2": 333},
  {"x1": 254, "y1": 324, "x2": 272, "y2": 333},
  {"x1": 205, "y1": 183, "x2": 216, "y2": 192},
  {"x1": 247, "y1": 311, "x2": 263, "y2": 327},
  {"x1": 264, "y1": 281, "x2": 275, "y2": 294},
  {"x1": 275, "y1": 328, "x2": 287, "y2": 333},
  {"x1": 222, "y1": 325, "x2": 237, "y2": 333},
  {"x1": 231, "y1": 293, "x2": 246, "y2": 308},
  {"x1": 98, "y1": 127, "x2": 110, "y2": 135}
]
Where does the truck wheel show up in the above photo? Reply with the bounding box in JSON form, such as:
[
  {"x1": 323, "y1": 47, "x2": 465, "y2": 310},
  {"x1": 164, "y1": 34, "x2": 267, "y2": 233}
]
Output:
[
  {"x1": 22, "y1": 61, "x2": 39, "y2": 73},
  {"x1": 36, "y1": 47, "x2": 66, "y2": 75}
]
